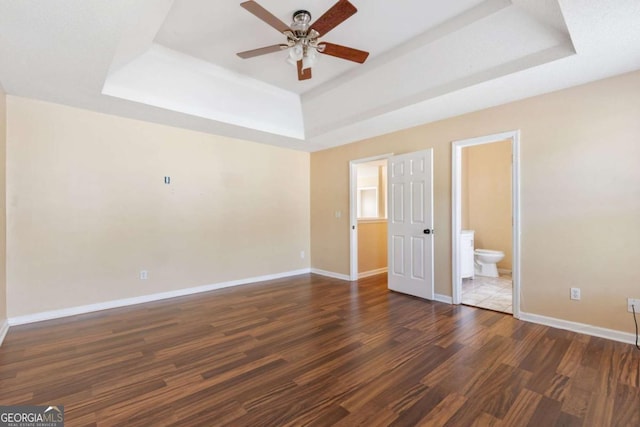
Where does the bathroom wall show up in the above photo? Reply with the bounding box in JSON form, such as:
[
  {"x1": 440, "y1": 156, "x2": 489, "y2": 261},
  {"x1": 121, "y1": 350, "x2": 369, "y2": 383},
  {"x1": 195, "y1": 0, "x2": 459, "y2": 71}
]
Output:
[
  {"x1": 462, "y1": 140, "x2": 512, "y2": 270},
  {"x1": 310, "y1": 69, "x2": 640, "y2": 335},
  {"x1": 6, "y1": 96, "x2": 310, "y2": 318},
  {"x1": 357, "y1": 221, "x2": 387, "y2": 274}
]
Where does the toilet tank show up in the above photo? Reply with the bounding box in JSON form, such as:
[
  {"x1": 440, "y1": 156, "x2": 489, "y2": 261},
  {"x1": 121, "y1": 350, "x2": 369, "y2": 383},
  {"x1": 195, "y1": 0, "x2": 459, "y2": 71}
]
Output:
[{"x1": 461, "y1": 230, "x2": 475, "y2": 279}]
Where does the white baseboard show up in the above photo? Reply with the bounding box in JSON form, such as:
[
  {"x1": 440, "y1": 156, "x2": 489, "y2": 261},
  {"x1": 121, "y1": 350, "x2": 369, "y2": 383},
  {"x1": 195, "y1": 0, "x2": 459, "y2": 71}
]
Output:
[
  {"x1": 434, "y1": 294, "x2": 453, "y2": 304},
  {"x1": 0, "y1": 319, "x2": 9, "y2": 347},
  {"x1": 519, "y1": 311, "x2": 637, "y2": 345},
  {"x1": 310, "y1": 268, "x2": 352, "y2": 281},
  {"x1": 8, "y1": 268, "x2": 311, "y2": 326},
  {"x1": 498, "y1": 268, "x2": 512, "y2": 276},
  {"x1": 358, "y1": 268, "x2": 388, "y2": 279}
]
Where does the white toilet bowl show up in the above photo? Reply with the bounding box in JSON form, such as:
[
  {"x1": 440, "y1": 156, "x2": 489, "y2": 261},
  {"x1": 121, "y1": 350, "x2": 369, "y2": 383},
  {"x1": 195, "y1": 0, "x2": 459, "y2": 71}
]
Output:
[{"x1": 474, "y1": 249, "x2": 504, "y2": 277}]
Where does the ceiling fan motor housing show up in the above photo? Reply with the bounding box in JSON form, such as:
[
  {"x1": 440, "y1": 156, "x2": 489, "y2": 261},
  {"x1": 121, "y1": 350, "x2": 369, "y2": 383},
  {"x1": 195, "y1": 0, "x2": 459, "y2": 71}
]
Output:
[{"x1": 292, "y1": 10, "x2": 312, "y2": 35}]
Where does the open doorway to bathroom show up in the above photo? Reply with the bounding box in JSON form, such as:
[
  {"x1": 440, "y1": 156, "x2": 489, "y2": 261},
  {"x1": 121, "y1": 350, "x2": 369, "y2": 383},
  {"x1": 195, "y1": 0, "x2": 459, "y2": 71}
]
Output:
[
  {"x1": 460, "y1": 140, "x2": 512, "y2": 313},
  {"x1": 452, "y1": 131, "x2": 521, "y2": 317},
  {"x1": 349, "y1": 155, "x2": 391, "y2": 281}
]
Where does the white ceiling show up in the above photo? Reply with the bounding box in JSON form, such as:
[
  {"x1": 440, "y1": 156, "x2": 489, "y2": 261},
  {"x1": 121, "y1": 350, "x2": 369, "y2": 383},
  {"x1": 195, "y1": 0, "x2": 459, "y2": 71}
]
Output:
[
  {"x1": 155, "y1": 0, "x2": 490, "y2": 94},
  {"x1": 1, "y1": 0, "x2": 639, "y2": 152}
]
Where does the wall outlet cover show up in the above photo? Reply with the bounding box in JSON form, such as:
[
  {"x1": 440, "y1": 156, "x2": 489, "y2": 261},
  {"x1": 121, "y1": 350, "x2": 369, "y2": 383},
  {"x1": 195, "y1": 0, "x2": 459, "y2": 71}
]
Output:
[
  {"x1": 627, "y1": 298, "x2": 640, "y2": 313},
  {"x1": 570, "y1": 287, "x2": 580, "y2": 300}
]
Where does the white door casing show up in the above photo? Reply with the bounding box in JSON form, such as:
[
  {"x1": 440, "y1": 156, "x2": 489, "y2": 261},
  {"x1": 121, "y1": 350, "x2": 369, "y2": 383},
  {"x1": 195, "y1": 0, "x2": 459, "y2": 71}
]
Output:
[
  {"x1": 451, "y1": 130, "x2": 521, "y2": 318},
  {"x1": 387, "y1": 149, "x2": 434, "y2": 300}
]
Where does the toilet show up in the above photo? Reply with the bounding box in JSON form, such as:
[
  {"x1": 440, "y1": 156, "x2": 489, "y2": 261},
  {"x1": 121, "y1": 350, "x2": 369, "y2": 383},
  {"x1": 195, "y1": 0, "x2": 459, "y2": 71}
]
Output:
[{"x1": 474, "y1": 249, "x2": 504, "y2": 277}]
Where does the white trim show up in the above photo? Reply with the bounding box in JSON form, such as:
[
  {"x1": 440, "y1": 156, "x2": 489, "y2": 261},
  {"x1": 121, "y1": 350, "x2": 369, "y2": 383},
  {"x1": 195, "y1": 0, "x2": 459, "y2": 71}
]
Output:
[
  {"x1": 519, "y1": 312, "x2": 637, "y2": 345},
  {"x1": 452, "y1": 145, "x2": 462, "y2": 304},
  {"x1": 311, "y1": 268, "x2": 351, "y2": 281},
  {"x1": 512, "y1": 133, "x2": 522, "y2": 319},
  {"x1": 451, "y1": 130, "x2": 521, "y2": 319},
  {"x1": 357, "y1": 219, "x2": 387, "y2": 224},
  {"x1": 434, "y1": 294, "x2": 453, "y2": 304},
  {"x1": 358, "y1": 267, "x2": 388, "y2": 279},
  {"x1": 0, "y1": 319, "x2": 9, "y2": 347},
  {"x1": 8, "y1": 269, "x2": 311, "y2": 326},
  {"x1": 349, "y1": 153, "x2": 393, "y2": 281}
]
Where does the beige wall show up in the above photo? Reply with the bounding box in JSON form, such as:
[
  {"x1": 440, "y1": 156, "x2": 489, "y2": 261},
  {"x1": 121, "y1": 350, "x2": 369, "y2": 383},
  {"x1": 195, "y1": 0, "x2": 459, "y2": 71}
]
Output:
[
  {"x1": 311, "y1": 70, "x2": 640, "y2": 334},
  {"x1": 462, "y1": 140, "x2": 512, "y2": 270},
  {"x1": 357, "y1": 221, "x2": 387, "y2": 273},
  {"x1": 0, "y1": 86, "x2": 6, "y2": 324},
  {"x1": 6, "y1": 96, "x2": 310, "y2": 318}
]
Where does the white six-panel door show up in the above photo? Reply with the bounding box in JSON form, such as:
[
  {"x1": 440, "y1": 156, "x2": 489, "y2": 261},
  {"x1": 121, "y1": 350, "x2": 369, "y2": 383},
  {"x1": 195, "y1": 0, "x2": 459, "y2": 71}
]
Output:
[{"x1": 387, "y1": 149, "x2": 434, "y2": 300}]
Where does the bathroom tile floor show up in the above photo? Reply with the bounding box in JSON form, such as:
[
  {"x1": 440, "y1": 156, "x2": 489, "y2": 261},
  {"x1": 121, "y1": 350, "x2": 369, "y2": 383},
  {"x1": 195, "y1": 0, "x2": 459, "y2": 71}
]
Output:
[{"x1": 462, "y1": 274, "x2": 513, "y2": 314}]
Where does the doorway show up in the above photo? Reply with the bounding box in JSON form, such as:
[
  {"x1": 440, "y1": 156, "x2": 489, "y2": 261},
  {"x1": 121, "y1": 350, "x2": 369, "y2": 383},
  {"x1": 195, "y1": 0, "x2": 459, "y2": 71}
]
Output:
[
  {"x1": 349, "y1": 154, "x2": 392, "y2": 281},
  {"x1": 452, "y1": 131, "x2": 521, "y2": 318}
]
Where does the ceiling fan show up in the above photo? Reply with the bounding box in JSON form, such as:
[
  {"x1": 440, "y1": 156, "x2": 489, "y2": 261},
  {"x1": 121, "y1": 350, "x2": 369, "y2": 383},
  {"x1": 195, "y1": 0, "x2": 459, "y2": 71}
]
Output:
[{"x1": 237, "y1": 0, "x2": 369, "y2": 81}]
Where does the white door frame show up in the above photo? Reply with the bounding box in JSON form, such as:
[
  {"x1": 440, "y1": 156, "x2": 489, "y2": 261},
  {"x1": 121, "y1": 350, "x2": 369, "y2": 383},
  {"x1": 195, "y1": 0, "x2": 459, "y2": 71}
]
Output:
[
  {"x1": 349, "y1": 153, "x2": 393, "y2": 281},
  {"x1": 451, "y1": 130, "x2": 521, "y2": 318}
]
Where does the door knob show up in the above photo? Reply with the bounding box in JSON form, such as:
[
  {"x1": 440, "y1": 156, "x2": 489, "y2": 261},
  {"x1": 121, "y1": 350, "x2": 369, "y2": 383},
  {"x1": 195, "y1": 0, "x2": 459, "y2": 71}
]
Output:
[{"x1": 423, "y1": 229, "x2": 432, "y2": 234}]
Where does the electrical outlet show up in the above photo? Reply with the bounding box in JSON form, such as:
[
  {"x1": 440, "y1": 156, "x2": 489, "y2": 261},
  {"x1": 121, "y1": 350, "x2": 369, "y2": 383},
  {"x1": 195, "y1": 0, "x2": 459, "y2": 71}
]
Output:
[
  {"x1": 570, "y1": 287, "x2": 581, "y2": 300},
  {"x1": 140, "y1": 270, "x2": 148, "y2": 280},
  {"x1": 627, "y1": 298, "x2": 640, "y2": 313},
  {"x1": 300, "y1": 250, "x2": 305, "y2": 259}
]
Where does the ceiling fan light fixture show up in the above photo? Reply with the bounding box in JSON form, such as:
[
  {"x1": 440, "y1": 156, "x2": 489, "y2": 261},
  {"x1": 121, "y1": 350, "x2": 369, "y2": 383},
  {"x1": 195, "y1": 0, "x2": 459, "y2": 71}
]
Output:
[
  {"x1": 302, "y1": 48, "x2": 317, "y2": 69},
  {"x1": 288, "y1": 44, "x2": 304, "y2": 63}
]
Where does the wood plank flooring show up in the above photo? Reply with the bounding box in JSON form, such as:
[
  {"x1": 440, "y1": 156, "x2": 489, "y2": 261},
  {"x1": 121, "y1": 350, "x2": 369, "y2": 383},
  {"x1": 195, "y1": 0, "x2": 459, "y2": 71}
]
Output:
[{"x1": 0, "y1": 273, "x2": 638, "y2": 426}]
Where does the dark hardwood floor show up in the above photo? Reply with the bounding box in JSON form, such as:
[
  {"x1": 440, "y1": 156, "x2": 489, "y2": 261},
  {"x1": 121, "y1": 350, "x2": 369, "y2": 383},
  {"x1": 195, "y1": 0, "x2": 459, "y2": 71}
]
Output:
[{"x1": 0, "y1": 273, "x2": 638, "y2": 426}]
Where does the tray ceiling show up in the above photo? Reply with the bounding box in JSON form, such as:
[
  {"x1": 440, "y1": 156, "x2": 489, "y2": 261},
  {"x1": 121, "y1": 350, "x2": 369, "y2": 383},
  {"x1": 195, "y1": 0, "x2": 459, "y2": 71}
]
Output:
[{"x1": 1, "y1": 0, "x2": 639, "y2": 151}]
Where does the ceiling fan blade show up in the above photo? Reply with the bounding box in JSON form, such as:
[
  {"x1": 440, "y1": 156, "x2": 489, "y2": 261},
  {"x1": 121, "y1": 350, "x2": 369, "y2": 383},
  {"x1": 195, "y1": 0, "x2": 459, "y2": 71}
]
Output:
[
  {"x1": 318, "y1": 42, "x2": 369, "y2": 63},
  {"x1": 237, "y1": 44, "x2": 287, "y2": 59},
  {"x1": 240, "y1": 1, "x2": 290, "y2": 34},
  {"x1": 309, "y1": 0, "x2": 357, "y2": 37},
  {"x1": 297, "y1": 60, "x2": 312, "y2": 81}
]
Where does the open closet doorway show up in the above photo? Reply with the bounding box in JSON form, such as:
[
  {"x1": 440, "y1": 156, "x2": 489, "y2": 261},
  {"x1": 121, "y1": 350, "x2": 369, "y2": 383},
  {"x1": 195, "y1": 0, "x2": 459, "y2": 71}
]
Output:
[
  {"x1": 349, "y1": 154, "x2": 392, "y2": 281},
  {"x1": 452, "y1": 131, "x2": 521, "y2": 317}
]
